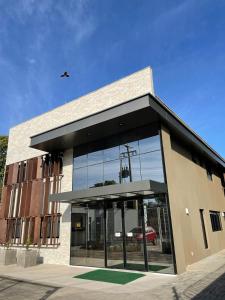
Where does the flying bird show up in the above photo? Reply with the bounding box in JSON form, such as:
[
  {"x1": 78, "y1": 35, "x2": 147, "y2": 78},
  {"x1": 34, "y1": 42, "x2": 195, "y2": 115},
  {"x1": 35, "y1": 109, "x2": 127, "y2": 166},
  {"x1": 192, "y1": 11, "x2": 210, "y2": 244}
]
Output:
[{"x1": 60, "y1": 71, "x2": 70, "y2": 78}]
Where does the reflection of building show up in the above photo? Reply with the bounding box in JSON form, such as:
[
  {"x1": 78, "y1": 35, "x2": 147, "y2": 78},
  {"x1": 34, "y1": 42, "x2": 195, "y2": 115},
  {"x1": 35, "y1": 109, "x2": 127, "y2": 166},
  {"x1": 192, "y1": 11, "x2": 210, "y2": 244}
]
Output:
[{"x1": 0, "y1": 67, "x2": 225, "y2": 274}]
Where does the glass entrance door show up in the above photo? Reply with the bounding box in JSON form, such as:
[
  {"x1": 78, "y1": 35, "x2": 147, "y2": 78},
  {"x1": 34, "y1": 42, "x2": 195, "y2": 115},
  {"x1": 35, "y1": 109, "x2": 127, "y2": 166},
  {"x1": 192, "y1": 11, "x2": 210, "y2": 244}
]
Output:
[
  {"x1": 70, "y1": 202, "x2": 105, "y2": 267},
  {"x1": 106, "y1": 201, "x2": 124, "y2": 268},
  {"x1": 106, "y1": 199, "x2": 146, "y2": 271},
  {"x1": 124, "y1": 199, "x2": 146, "y2": 271}
]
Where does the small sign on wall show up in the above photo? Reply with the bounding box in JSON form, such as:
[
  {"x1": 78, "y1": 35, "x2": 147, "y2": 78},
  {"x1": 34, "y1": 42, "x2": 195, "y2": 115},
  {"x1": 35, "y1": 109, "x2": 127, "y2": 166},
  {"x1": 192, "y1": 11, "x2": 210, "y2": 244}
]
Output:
[{"x1": 115, "y1": 232, "x2": 121, "y2": 237}]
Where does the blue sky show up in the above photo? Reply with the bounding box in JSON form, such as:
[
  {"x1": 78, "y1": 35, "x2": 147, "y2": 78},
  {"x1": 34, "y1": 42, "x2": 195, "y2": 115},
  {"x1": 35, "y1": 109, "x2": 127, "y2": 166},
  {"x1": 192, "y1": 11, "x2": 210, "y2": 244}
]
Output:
[{"x1": 0, "y1": 0, "x2": 224, "y2": 157}]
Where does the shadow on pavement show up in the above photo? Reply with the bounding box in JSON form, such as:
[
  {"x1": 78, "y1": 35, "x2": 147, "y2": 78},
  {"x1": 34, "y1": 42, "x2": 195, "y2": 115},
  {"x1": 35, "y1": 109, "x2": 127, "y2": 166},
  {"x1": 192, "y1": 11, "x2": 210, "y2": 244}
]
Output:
[{"x1": 0, "y1": 276, "x2": 60, "y2": 300}]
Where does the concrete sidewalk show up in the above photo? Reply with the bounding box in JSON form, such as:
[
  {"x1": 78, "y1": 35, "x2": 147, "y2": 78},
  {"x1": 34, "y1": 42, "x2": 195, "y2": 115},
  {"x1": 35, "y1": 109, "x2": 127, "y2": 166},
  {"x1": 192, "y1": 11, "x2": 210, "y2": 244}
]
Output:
[{"x1": 0, "y1": 250, "x2": 225, "y2": 299}]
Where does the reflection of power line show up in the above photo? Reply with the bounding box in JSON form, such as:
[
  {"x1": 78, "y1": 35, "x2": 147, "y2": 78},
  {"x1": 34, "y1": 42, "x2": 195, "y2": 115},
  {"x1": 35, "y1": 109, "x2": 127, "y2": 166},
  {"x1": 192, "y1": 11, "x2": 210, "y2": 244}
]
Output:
[{"x1": 119, "y1": 144, "x2": 137, "y2": 183}]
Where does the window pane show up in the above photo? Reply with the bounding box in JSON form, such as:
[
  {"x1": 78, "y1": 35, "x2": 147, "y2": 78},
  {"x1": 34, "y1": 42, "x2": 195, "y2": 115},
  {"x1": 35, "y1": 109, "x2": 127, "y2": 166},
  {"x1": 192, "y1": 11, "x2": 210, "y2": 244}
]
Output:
[
  {"x1": 88, "y1": 164, "x2": 103, "y2": 188},
  {"x1": 103, "y1": 159, "x2": 120, "y2": 185},
  {"x1": 73, "y1": 167, "x2": 88, "y2": 190},
  {"x1": 209, "y1": 211, "x2": 222, "y2": 232},
  {"x1": 104, "y1": 146, "x2": 120, "y2": 162},
  {"x1": 139, "y1": 135, "x2": 160, "y2": 154},
  {"x1": 74, "y1": 155, "x2": 87, "y2": 168},
  {"x1": 88, "y1": 150, "x2": 103, "y2": 165},
  {"x1": 120, "y1": 141, "x2": 139, "y2": 156},
  {"x1": 121, "y1": 155, "x2": 141, "y2": 182},
  {"x1": 140, "y1": 151, "x2": 164, "y2": 182}
]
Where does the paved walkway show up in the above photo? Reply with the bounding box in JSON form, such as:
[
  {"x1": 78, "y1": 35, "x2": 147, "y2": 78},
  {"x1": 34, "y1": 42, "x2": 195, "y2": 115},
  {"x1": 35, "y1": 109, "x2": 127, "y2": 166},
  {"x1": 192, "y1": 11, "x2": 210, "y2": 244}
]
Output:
[{"x1": 1, "y1": 250, "x2": 225, "y2": 299}]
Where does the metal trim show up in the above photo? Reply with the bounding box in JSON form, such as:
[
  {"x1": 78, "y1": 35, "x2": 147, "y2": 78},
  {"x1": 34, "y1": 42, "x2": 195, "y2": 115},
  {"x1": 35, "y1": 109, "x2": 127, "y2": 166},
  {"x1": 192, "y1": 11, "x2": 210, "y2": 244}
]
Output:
[{"x1": 49, "y1": 180, "x2": 167, "y2": 203}]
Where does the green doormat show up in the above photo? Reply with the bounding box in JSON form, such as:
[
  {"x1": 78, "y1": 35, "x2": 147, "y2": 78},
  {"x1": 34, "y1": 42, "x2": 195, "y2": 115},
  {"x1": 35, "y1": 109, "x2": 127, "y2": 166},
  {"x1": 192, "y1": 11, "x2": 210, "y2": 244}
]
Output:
[
  {"x1": 111, "y1": 263, "x2": 168, "y2": 272},
  {"x1": 74, "y1": 269, "x2": 145, "y2": 285}
]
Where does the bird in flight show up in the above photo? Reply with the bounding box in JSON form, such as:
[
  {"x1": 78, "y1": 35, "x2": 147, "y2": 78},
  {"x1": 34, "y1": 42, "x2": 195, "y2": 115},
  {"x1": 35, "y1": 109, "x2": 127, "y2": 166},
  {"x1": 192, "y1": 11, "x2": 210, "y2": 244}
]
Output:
[{"x1": 60, "y1": 71, "x2": 70, "y2": 78}]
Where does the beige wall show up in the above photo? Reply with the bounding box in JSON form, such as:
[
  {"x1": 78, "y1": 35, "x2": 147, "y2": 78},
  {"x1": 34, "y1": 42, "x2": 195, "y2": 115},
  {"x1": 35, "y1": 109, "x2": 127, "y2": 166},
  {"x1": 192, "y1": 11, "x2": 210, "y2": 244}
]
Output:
[
  {"x1": 6, "y1": 67, "x2": 154, "y2": 165},
  {"x1": 161, "y1": 125, "x2": 225, "y2": 274}
]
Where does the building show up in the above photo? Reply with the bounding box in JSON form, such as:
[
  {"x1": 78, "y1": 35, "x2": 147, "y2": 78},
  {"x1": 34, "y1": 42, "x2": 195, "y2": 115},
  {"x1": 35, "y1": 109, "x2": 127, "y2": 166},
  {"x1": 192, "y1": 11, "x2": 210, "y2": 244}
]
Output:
[{"x1": 0, "y1": 67, "x2": 224, "y2": 274}]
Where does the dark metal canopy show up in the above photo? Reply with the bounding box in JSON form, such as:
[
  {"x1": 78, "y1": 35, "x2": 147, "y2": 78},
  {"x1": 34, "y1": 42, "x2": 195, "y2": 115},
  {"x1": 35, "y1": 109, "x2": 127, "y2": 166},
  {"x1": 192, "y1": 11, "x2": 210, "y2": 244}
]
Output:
[
  {"x1": 49, "y1": 180, "x2": 167, "y2": 203},
  {"x1": 30, "y1": 95, "x2": 158, "y2": 152}
]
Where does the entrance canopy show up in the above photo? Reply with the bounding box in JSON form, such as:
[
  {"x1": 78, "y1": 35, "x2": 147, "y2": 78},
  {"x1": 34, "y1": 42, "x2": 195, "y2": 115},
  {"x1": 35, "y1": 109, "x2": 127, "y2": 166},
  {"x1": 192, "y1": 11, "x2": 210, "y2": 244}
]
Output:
[{"x1": 49, "y1": 180, "x2": 167, "y2": 204}]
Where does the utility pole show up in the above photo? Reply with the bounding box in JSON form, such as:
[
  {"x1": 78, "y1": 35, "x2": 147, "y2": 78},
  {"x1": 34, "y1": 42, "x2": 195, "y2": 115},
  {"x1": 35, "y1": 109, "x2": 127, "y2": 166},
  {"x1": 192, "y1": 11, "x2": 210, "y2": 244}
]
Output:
[
  {"x1": 124, "y1": 144, "x2": 132, "y2": 182},
  {"x1": 120, "y1": 144, "x2": 137, "y2": 183}
]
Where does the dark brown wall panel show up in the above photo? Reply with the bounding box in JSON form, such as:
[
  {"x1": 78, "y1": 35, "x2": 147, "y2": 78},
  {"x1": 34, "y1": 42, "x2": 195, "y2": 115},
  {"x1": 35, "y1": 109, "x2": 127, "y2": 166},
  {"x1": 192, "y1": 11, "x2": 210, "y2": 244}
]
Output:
[
  {"x1": 30, "y1": 180, "x2": 43, "y2": 216},
  {"x1": 33, "y1": 217, "x2": 41, "y2": 245}
]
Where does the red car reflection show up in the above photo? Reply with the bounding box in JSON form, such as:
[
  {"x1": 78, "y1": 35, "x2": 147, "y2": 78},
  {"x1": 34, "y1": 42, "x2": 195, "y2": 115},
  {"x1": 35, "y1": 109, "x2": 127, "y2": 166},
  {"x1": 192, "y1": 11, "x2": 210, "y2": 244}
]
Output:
[{"x1": 129, "y1": 226, "x2": 157, "y2": 244}]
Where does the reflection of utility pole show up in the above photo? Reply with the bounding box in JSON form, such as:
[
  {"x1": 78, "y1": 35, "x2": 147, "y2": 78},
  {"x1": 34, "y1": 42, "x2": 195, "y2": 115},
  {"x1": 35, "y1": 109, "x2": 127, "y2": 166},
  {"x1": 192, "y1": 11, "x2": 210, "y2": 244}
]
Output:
[
  {"x1": 124, "y1": 144, "x2": 132, "y2": 182},
  {"x1": 120, "y1": 144, "x2": 137, "y2": 183}
]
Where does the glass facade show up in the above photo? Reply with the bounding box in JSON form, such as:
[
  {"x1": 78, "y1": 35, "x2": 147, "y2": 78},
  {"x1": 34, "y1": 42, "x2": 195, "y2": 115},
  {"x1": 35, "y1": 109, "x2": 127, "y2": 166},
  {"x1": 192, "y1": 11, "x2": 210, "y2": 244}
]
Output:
[
  {"x1": 70, "y1": 125, "x2": 174, "y2": 273},
  {"x1": 70, "y1": 195, "x2": 174, "y2": 274},
  {"x1": 73, "y1": 127, "x2": 164, "y2": 191}
]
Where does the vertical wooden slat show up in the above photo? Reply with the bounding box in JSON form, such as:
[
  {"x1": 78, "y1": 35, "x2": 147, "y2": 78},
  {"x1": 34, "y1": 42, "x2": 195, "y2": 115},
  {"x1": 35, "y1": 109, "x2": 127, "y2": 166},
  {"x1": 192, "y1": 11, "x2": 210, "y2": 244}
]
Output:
[
  {"x1": 15, "y1": 183, "x2": 22, "y2": 217},
  {"x1": 0, "y1": 154, "x2": 62, "y2": 247},
  {"x1": 42, "y1": 216, "x2": 48, "y2": 245},
  {"x1": 43, "y1": 178, "x2": 50, "y2": 215},
  {"x1": 8, "y1": 185, "x2": 16, "y2": 218},
  {"x1": 33, "y1": 217, "x2": 41, "y2": 245},
  {"x1": 1, "y1": 186, "x2": 12, "y2": 218},
  {"x1": 7, "y1": 165, "x2": 14, "y2": 185},
  {"x1": 11, "y1": 163, "x2": 19, "y2": 184},
  {"x1": 23, "y1": 218, "x2": 29, "y2": 244},
  {"x1": 30, "y1": 180, "x2": 43, "y2": 216},
  {"x1": 24, "y1": 182, "x2": 32, "y2": 216},
  {"x1": 36, "y1": 157, "x2": 43, "y2": 179},
  {"x1": 32, "y1": 158, "x2": 38, "y2": 180},
  {"x1": 26, "y1": 159, "x2": 33, "y2": 181},
  {"x1": 0, "y1": 187, "x2": 7, "y2": 218},
  {"x1": 0, "y1": 219, "x2": 7, "y2": 244},
  {"x1": 4, "y1": 165, "x2": 9, "y2": 186},
  {"x1": 19, "y1": 182, "x2": 27, "y2": 217}
]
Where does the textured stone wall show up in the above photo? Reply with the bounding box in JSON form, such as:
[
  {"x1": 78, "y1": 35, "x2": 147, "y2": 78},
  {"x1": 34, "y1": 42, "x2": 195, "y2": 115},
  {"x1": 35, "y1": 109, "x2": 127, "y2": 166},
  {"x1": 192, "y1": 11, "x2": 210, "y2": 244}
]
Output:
[
  {"x1": 39, "y1": 148, "x2": 73, "y2": 265},
  {"x1": 6, "y1": 67, "x2": 154, "y2": 165}
]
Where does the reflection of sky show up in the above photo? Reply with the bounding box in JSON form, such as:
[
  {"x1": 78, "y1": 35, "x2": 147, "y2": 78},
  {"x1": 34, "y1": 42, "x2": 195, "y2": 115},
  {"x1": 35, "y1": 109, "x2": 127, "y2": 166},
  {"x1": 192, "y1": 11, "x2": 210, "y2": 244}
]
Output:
[{"x1": 73, "y1": 134, "x2": 164, "y2": 190}]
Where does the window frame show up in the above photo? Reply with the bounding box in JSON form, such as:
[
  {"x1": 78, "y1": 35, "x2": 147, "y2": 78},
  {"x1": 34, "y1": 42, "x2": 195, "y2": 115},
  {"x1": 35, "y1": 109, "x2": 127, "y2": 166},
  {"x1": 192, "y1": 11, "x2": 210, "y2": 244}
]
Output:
[{"x1": 209, "y1": 210, "x2": 222, "y2": 232}]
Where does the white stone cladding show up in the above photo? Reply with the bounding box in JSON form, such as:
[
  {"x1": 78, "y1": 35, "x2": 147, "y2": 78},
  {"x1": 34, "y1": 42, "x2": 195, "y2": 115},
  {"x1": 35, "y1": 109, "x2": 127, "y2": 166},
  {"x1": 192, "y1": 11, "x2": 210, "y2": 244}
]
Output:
[
  {"x1": 6, "y1": 67, "x2": 154, "y2": 165},
  {"x1": 39, "y1": 149, "x2": 73, "y2": 265}
]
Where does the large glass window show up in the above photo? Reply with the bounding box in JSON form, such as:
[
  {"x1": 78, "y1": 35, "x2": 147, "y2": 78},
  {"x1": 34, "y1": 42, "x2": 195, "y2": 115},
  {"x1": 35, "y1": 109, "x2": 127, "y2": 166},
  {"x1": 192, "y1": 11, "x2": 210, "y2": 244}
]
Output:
[
  {"x1": 140, "y1": 151, "x2": 164, "y2": 182},
  {"x1": 103, "y1": 159, "x2": 120, "y2": 185},
  {"x1": 73, "y1": 127, "x2": 164, "y2": 191},
  {"x1": 88, "y1": 164, "x2": 103, "y2": 188}
]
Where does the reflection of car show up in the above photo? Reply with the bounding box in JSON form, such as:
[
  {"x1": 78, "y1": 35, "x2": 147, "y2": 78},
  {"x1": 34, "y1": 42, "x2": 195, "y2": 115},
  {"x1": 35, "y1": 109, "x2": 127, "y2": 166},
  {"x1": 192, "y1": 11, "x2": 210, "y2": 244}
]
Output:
[{"x1": 129, "y1": 226, "x2": 157, "y2": 244}]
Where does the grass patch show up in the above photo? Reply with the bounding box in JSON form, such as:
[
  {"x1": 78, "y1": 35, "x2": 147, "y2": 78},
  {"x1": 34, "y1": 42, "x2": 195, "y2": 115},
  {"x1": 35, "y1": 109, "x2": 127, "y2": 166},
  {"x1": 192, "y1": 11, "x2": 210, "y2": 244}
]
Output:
[{"x1": 74, "y1": 269, "x2": 145, "y2": 285}]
